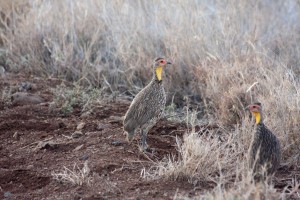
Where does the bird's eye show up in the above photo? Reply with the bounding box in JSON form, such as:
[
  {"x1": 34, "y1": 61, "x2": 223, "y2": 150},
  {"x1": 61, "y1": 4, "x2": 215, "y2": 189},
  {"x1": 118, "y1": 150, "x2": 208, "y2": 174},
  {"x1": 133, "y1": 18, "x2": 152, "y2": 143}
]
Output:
[
  {"x1": 160, "y1": 60, "x2": 165, "y2": 64},
  {"x1": 253, "y1": 106, "x2": 257, "y2": 109}
]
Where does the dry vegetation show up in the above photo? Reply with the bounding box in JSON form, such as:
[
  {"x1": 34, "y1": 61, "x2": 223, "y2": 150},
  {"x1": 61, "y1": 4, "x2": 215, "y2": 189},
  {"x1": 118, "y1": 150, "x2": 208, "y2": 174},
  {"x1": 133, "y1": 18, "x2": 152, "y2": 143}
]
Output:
[
  {"x1": 1, "y1": 0, "x2": 300, "y2": 198},
  {"x1": 51, "y1": 161, "x2": 92, "y2": 186}
]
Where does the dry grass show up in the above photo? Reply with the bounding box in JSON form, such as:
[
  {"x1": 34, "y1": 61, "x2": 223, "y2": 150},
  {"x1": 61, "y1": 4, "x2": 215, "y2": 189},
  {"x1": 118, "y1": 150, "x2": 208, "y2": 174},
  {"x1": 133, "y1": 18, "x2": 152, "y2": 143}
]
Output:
[
  {"x1": 198, "y1": 179, "x2": 300, "y2": 200},
  {"x1": 173, "y1": 181, "x2": 282, "y2": 199},
  {"x1": 145, "y1": 113, "x2": 253, "y2": 181},
  {"x1": 51, "y1": 161, "x2": 93, "y2": 186},
  {"x1": 2, "y1": 0, "x2": 300, "y2": 197}
]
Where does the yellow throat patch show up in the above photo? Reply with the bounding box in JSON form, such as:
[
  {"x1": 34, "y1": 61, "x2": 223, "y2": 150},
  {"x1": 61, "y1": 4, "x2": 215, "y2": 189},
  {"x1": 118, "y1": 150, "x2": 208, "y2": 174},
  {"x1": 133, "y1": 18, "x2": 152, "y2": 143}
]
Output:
[
  {"x1": 155, "y1": 66, "x2": 163, "y2": 81},
  {"x1": 252, "y1": 111, "x2": 261, "y2": 124}
]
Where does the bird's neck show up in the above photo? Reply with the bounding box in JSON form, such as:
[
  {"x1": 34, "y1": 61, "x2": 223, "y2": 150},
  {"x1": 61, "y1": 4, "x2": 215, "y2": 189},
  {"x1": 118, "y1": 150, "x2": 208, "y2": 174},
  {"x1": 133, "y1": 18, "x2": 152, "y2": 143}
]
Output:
[
  {"x1": 253, "y1": 111, "x2": 262, "y2": 124},
  {"x1": 153, "y1": 66, "x2": 163, "y2": 82}
]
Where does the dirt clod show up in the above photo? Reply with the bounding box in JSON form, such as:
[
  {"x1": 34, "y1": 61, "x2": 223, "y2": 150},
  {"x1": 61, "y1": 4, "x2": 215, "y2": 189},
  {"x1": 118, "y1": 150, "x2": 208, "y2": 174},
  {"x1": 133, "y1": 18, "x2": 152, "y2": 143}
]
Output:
[
  {"x1": 11, "y1": 92, "x2": 44, "y2": 106},
  {"x1": 72, "y1": 131, "x2": 84, "y2": 138},
  {"x1": 97, "y1": 123, "x2": 112, "y2": 131},
  {"x1": 76, "y1": 122, "x2": 86, "y2": 130}
]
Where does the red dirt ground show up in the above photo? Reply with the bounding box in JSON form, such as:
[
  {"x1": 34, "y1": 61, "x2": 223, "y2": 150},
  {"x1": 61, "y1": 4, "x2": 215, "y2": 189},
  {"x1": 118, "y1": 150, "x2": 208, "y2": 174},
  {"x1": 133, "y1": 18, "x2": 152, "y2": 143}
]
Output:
[{"x1": 0, "y1": 73, "x2": 299, "y2": 200}]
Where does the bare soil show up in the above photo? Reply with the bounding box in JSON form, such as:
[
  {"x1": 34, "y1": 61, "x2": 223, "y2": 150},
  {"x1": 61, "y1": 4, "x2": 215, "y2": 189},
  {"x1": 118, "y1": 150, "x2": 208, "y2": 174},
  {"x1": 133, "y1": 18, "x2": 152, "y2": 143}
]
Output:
[{"x1": 0, "y1": 73, "x2": 299, "y2": 200}]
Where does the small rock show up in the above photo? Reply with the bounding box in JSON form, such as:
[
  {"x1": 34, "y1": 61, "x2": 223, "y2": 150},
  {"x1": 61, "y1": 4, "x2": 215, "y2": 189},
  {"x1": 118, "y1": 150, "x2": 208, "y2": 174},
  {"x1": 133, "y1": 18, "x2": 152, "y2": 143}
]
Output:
[
  {"x1": 26, "y1": 165, "x2": 34, "y2": 170},
  {"x1": 4, "y1": 191, "x2": 12, "y2": 198},
  {"x1": 111, "y1": 141, "x2": 123, "y2": 146},
  {"x1": 97, "y1": 123, "x2": 111, "y2": 131},
  {"x1": 76, "y1": 122, "x2": 86, "y2": 130},
  {"x1": 80, "y1": 109, "x2": 93, "y2": 118},
  {"x1": 79, "y1": 155, "x2": 89, "y2": 161},
  {"x1": 11, "y1": 92, "x2": 44, "y2": 106},
  {"x1": 18, "y1": 81, "x2": 36, "y2": 92},
  {"x1": 71, "y1": 131, "x2": 83, "y2": 138},
  {"x1": 35, "y1": 141, "x2": 57, "y2": 150},
  {"x1": 135, "y1": 188, "x2": 141, "y2": 193},
  {"x1": 108, "y1": 116, "x2": 123, "y2": 123}
]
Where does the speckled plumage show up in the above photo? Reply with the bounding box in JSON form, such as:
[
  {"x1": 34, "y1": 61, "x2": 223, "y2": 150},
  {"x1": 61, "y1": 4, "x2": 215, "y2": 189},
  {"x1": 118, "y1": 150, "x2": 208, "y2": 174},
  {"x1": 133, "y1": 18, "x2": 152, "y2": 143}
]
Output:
[
  {"x1": 123, "y1": 58, "x2": 170, "y2": 150},
  {"x1": 248, "y1": 103, "x2": 281, "y2": 179}
]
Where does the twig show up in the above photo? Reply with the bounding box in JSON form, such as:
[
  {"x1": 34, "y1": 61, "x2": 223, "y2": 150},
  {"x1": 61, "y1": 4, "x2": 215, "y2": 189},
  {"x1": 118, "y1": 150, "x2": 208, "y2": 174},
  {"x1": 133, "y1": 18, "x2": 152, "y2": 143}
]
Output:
[{"x1": 19, "y1": 136, "x2": 54, "y2": 150}]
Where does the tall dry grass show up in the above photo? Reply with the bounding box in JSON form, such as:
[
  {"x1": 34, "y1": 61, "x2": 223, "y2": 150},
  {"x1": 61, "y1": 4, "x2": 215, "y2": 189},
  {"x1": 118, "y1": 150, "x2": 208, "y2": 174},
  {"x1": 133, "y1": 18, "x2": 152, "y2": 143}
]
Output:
[{"x1": 1, "y1": 0, "x2": 300, "y2": 197}]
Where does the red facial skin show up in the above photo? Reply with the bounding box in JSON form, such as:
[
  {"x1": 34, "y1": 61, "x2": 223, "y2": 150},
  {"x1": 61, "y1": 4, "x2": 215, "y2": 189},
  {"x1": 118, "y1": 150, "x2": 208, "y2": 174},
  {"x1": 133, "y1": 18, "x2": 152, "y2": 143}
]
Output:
[
  {"x1": 159, "y1": 60, "x2": 166, "y2": 65},
  {"x1": 248, "y1": 104, "x2": 261, "y2": 113}
]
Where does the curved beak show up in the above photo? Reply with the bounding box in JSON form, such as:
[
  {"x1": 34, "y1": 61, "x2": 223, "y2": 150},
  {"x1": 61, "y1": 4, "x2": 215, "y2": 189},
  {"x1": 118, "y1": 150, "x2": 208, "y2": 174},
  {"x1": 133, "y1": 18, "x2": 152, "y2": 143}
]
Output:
[{"x1": 167, "y1": 61, "x2": 172, "y2": 65}]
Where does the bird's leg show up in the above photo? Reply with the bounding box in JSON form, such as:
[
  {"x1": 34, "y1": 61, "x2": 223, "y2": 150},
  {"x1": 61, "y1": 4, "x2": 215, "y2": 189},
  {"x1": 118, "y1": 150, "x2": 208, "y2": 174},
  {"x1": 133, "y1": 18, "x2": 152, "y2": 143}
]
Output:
[{"x1": 140, "y1": 129, "x2": 148, "y2": 151}]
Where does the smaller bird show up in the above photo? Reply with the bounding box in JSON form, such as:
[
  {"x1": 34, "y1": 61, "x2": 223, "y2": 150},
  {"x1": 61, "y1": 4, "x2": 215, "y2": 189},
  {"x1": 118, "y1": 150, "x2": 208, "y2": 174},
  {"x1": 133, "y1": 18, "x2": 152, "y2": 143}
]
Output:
[
  {"x1": 123, "y1": 57, "x2": 172, "y2": 151},
  {"x1": 247, "y1": 103, "x2": 281, "y2": 180}
]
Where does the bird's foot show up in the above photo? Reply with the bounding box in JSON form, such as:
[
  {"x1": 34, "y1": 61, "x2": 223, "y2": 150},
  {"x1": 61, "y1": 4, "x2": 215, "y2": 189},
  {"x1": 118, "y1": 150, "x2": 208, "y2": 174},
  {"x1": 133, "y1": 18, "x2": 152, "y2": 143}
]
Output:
[
  {"x1": 140, "y1": 147, "x2": 157, "y2": 161},
  {"x1": 139, "y1": 144, "x2": 156, "y2": 155}
]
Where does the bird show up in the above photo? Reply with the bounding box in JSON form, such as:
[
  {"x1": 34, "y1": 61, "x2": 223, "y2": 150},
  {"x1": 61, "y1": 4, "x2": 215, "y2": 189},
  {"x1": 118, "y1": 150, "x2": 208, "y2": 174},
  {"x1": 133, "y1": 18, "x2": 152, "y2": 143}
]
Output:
[
  {"x1": 247, "y1": 102, "x2": 281, "y2": 180},
  {"x1": 123, "y1": 57, "x2": 172, "y2": 151}
]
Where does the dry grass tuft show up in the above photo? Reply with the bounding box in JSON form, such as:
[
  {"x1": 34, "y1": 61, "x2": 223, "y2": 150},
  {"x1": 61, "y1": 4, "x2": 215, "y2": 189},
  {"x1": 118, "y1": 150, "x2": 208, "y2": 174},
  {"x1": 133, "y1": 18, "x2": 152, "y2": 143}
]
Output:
[
  {"x1": 201, "y1": 180, "x2": 278, "y2": 200},
  {"x1": 145, "y1": 118, "x2": 253, "y2": 182},
  {"x1": 200, "y1": 174, "x2": 300, "y2": 199},
  {"x1": 51, "y1": 161, "x2": 93, "y2": 186}
]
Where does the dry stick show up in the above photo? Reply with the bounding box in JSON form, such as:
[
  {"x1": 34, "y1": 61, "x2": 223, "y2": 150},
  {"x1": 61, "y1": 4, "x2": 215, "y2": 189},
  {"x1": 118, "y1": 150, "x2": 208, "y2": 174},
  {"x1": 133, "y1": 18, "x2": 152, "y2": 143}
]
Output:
[
  {"x1": 132, "y1": 143, "x2": 157, "y2": 163},
  {"x1": 62, "y1": 134, "x2": 73, "y2": 139},
  {"x1": 140, "y1": 151, "x2": 157, "y2": 163},
  {"x1": 246, "y1": 82, "x2": 259, "y2": 103},
  {"x1": 102, "y1": 74, "x2": 114, "y2": 93},
  {"x1": 127, "y1": 159, "x2": 153, "y2": 164},
  {"x1": 19, "y1": 136, "x2": 54, "y2": 150}
]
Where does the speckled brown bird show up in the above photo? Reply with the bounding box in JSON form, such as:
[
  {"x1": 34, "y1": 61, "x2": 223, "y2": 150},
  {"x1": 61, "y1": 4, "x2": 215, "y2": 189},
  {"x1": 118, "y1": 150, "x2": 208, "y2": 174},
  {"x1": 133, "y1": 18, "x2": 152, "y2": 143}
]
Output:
[
  {"x1": 123, "y1": 57, "x2": 172, "y2": 151},
  {"x1": 247, "y1": 103, "x2": 281, "y2": 179}
]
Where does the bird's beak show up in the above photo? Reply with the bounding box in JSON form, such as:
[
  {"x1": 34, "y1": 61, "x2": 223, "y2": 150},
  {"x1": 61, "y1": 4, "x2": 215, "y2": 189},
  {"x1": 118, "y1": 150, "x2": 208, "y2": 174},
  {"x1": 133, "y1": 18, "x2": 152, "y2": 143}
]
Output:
[{"x1": 167, "y1": 61, "x2": 172, "y2": 65}]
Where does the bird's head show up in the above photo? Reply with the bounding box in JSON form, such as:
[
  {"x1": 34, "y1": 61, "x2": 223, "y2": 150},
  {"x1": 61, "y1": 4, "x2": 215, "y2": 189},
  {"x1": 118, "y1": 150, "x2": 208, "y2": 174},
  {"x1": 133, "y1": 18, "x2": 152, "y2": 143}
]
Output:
[
  {"x1": 153, "y1": 57, "x2": 172, "y2": 81},
  {"x1": 246, "y1": 102, "x2": 262, "y2": 124}
]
